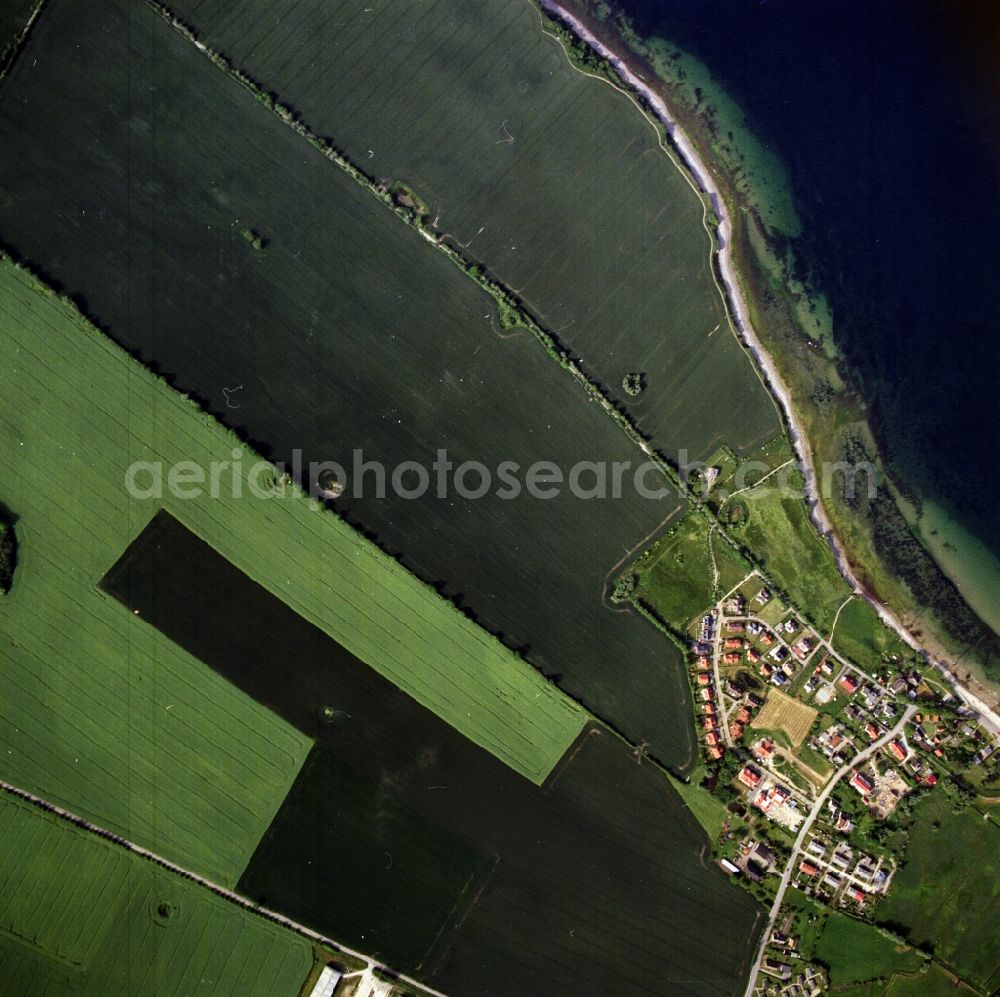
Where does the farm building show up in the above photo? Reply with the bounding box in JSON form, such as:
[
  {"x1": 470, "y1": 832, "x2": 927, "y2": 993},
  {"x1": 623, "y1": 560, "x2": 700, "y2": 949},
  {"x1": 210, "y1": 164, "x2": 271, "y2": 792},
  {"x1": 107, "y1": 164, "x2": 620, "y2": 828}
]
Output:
[{"x1": 308, "y1": 966, "x2": 343, "y2": 997}]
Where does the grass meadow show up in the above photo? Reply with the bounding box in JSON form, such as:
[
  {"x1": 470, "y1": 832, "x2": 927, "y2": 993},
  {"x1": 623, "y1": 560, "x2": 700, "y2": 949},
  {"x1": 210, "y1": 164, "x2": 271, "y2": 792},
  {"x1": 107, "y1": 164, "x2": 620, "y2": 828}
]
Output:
[
  {"x1": 637, "y1": 513, "x2": 751, "y2": 630},
  {"x1": 637, "y1": 514, "x2": 716, "y2": 630},
  {"x1": 0, "y1": 258, "x2": 585, "y2": 892},
  {"x1": 725, "y1": 476, "x2": 852, "y2": 633},
  {"x1": 0, "y1": 0, "x2": 706, "y2": 770},
  {"x1": 0, "y1": 796, "x2": 313, "y2": 995},
  {"x1": 878, "y1": 794, "x2": 1000, "y2": 991},
  {"x1": 165, "y1": 0, "x2": 782, "y2": 461},
  {"x1": 832, "y1": 596, "x2": 910, "y2": 671},
  {"x1": 813, "y1": 913, "x2": 925, "y2": 986},
  {"x1": 102, "y1": 512, "x2": 764, "y2": 994}
]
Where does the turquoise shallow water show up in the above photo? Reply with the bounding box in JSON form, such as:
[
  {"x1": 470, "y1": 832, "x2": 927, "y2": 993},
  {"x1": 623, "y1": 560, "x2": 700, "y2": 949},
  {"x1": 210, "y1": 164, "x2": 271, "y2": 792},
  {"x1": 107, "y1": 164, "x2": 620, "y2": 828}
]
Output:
[{"x1": 612, "y1": 0, "x2": 1000, "y2": 620}]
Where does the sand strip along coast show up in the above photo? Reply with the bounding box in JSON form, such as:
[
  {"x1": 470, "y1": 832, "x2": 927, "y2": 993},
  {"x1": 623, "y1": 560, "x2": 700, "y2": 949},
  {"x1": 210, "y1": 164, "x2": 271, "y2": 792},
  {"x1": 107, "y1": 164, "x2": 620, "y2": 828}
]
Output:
[{"x1": 539, "y1": 0, "x2": 1000, "y2": 737}]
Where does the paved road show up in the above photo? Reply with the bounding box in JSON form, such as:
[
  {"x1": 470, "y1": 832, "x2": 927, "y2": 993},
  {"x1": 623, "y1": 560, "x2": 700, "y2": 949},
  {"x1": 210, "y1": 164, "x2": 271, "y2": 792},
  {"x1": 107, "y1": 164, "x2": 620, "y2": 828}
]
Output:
[{"x1": 742, "y1": 705, "x2": 917, "y2": 996}]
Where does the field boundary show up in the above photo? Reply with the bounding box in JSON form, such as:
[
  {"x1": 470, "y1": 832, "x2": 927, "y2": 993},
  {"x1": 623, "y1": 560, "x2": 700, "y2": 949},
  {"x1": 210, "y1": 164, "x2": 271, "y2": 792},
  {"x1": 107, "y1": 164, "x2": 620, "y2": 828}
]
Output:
[
  {"x1": 0, "y1": 778, "x2": 447, "y2": 997},
  {"x1": 0, "y1": 0, "x2": 48, "y2": 86}
]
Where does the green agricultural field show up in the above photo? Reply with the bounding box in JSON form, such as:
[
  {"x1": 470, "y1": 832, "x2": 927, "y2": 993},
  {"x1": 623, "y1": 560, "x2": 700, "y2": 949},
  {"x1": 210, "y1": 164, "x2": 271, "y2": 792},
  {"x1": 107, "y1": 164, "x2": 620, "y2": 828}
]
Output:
[
  {"x1": 814, "y1": 914, "x2": 925, "y2": 985},
  {"x1": 102, "y1": 511, "x2": 764, "y2": 994},
  {"x1": 878, "y1": 794, "x2": 1000, "y2": 991},
  {"x1": 0, "y1": 0, "x2": 703, "y2": 771},
  {"x1": 636, "y1": 512, "x2": 717, "y2": 630},
  {"x1": 833, "y1": 596, "x2": 910, "y2": 671},
  {"x1": 0, "y1": 795, "x2": 313, "y2": 995},
  {"x1": 164, "y1": 0, "x2": 782, "y2": 461},
  {"x1": 725, "y1": 474, "x2": 852, "y2": 633},
  {"x1": 0, "y1": 256, "x2": 586, "y2": 885}
]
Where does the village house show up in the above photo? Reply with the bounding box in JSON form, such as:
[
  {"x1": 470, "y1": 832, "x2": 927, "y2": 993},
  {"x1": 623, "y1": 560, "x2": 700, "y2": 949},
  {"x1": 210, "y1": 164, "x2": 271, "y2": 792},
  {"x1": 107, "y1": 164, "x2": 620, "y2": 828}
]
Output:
[
  {"x1": 753, "y1": 737, "x2": 776, "y2": 760},
  {"x1": 838, "y1": 674, "x2": 860, "y2": 695}
]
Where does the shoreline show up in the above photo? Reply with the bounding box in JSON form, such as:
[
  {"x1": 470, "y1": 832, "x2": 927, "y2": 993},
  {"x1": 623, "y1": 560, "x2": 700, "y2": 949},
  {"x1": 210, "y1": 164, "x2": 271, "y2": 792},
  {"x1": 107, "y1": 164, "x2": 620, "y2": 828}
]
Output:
[{"x1": 539, "y1": 0, "x2": 1000, "y2": 737}]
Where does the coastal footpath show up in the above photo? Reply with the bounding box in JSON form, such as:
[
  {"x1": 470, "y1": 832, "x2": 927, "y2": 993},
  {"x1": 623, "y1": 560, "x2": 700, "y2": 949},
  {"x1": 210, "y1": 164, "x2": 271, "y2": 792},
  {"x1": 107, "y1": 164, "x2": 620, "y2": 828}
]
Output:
[{"x1": 538, "y1": 0, "x2": 1000, "y2": 739}]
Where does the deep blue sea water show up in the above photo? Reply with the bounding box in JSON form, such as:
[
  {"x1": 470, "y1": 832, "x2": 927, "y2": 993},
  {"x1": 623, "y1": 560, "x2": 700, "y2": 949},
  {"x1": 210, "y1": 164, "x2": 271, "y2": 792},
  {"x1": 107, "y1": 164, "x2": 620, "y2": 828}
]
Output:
[{"x1": 614, "y1": 0, "x2": 1000, "y2": 599}]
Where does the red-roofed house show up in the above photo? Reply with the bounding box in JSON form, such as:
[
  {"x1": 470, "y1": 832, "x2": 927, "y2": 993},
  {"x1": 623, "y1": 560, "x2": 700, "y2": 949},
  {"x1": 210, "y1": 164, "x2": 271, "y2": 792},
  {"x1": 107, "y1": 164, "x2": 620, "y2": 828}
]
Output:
[
  {"x1": 839, "y1": 674, "x2": 860, "y2": 695},
  {"x1": 799, "y1": 860, "x2": 818, "y2": 877},
  {"x1": 924, "y1": 773, "x2": 938, "y2": 787},
  {"x1": 849, "y1": 888, "x2": 866, "y2": 904},
  {"x1": 724, "y1": 638, "x2": 744, "y2": 651},
  {"x1": 864, "y1": 722, "x2": 880, "y2": 740},
  {"x1": 708, "y1": 745, "x2": 724, "y2": 761},
  {"x1": 696, "y1": 672, "x2": 711, "y2": 686},
  {"x1": 723, "y1": 653, "x2": 741, "y2": 666},
  {"x1": 888, "y1": 740, "x2": 907, "y2": 762},
  {"x1": 849, "y1": 771, "x2": 873, "y2": 796},
  {"x1": 739, "y1": 766, "x2": 762, "y2": 789},
  {"x1": 754, "y1": 738, "x2": 776, "y2": 760}
]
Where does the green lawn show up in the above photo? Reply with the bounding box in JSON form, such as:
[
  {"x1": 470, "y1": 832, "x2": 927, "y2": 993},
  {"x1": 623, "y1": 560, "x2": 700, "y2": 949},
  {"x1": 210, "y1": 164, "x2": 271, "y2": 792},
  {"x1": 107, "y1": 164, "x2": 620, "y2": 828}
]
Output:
[
  {"x1": 0, "y1": 259, "x2": 585, "y2": 883},
  {"x1": 878, "y1": 794, "x2": 1000, "y2": 991},
  {"x1": 814, "y1": 913, "x2": 925, "y2": 985},
  {"x1": 667, "y1": 764, "x2": 730, "y2": 842},
  {"x1": 794, "y1": 742, "x2": 834, "y2": 779},
  {"x1": 0, "y1": 795, "x2": 314, "y2": 995},
  {"x1": 832, "y1": 597, "x2": 910, "y2": 671},
  {"x1": 726, "y1": 475, "x2": 852, "y2": 632}
]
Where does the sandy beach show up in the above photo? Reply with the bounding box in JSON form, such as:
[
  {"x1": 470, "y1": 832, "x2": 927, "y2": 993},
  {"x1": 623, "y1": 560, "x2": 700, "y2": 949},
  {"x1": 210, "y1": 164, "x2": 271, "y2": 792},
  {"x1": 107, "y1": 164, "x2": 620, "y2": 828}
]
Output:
[{"x1": 540, "y1": 0, "x2": 1000, "y2": 735}]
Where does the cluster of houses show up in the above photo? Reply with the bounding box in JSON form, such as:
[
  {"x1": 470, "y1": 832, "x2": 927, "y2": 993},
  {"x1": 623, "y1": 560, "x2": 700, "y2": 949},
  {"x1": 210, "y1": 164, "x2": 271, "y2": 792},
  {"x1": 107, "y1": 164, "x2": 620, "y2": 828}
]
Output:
[
  {"x1": 691, "y1": 637, "x2": 724, "y2": 761},
  {"x1": 720, "y1": 838, "x2": 777, "y2": 883},
  {"x1": 760, "y1": 957, "x2": 827, "y2": 996},
  {"x1": 796, "y1": 833, "x2": 893, "y2": 908},
  {"x1": 738, "y1": 764, "x2": 802, "y2": 830}
]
